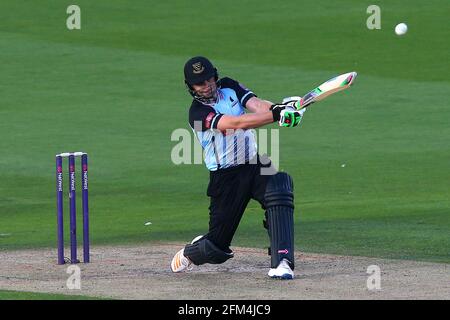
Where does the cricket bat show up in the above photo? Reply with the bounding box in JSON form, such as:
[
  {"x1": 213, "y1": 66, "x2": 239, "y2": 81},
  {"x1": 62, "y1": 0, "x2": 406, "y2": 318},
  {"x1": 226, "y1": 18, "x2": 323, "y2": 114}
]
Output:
[{"x1": 296, "y1": 72, "x2": 357, "y2": 110}]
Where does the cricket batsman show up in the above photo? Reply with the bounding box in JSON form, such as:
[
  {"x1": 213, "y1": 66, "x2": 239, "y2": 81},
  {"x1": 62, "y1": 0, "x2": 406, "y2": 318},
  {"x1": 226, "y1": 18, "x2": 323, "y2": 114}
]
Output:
[{"x1": 170, "y1": 56, "x2": 305, "y2": 279}]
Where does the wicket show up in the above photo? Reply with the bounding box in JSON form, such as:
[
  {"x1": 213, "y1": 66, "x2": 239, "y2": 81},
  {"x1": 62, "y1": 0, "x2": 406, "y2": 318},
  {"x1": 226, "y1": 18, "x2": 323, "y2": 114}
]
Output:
[{"x1": 56, "y1": 152, "x2": 90, "y2": 264}]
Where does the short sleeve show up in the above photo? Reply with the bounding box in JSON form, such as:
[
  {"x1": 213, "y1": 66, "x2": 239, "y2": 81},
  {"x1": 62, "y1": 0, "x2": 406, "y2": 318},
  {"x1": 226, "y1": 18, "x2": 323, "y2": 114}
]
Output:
[
  {"x1": 218, "y1": 77, "x2": 256, "y2": 108},
  {"x1": 189, "y1": 102, "x2": 224, "y2": 132}
]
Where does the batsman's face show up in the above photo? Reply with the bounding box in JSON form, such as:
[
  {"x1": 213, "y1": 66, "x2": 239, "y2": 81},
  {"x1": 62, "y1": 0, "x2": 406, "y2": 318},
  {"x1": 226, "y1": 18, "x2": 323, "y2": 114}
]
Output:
[{"x1": 192, "y1": 77, "x2": 217, "y2": 99}]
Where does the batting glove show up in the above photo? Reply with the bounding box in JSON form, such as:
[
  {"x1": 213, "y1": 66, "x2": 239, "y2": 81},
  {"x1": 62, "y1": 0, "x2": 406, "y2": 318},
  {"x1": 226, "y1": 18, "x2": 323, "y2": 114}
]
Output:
[
  {"x1": 270, "y1": 104, "x2": 286, "y2": 122},
  {"x1": 279, "y1": 109, "x2": 303, "y2": 127},
  {"x1": 282, "y1": 96, "x2": 304, "y2": 111}
]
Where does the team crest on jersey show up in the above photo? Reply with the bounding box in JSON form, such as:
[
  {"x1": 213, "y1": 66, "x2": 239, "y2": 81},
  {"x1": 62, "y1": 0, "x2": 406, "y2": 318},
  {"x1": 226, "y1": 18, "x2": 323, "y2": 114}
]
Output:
[{"x1": 192, "y1": 62, "x2": 205, "y2": 74}]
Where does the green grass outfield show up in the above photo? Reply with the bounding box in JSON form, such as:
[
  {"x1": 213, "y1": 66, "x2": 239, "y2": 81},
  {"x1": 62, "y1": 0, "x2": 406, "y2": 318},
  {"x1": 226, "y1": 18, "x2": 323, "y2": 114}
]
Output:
[
  {"x1": 0, "y1": 290, "x2": 102, "y2": 300},
  {"x1": 0, "y1": 1, "x2": 449, "y2": 263}
]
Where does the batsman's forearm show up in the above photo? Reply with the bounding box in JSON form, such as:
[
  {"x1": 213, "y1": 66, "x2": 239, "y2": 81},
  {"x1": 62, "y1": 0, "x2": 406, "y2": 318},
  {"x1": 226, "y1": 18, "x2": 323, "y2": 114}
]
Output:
[
  {"x1": 239, "y1": 112, "x2": 274, "y2": 128},
  {"x1": 253, "y1": 99, "x2": 274, "y2": 113},
  {"x1": 246, "y1": 97, "x2": 274, "y2": 113},
  {"x1": 217, "y1": 112, "x2": 274, "y2": 131}
]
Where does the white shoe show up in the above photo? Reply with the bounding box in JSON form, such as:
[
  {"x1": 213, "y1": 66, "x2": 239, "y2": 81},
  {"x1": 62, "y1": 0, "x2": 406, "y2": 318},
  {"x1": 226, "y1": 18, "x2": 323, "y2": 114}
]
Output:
[
  {"x1": 170, "y1": 248, "x2": 192, "y2": 273},
  {"x1": 191, "y1": 235, "x2": 203, "y2": 244},
  {"x1": 268, "y1": 259, "x2": 294, "y2": 280}
]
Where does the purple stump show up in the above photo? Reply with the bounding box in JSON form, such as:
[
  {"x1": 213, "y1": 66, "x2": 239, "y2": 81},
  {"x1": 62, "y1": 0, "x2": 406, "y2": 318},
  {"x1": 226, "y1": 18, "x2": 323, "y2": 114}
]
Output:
[
  {"x1": 81, "y1": 153, "x2": 90, "y2": 263},
  {"x1": 68, "y1": 155, "x2": 78, "y2": 263},
  {"x1": 56, "y1": 155, "x2": 65, "y2": 265}
]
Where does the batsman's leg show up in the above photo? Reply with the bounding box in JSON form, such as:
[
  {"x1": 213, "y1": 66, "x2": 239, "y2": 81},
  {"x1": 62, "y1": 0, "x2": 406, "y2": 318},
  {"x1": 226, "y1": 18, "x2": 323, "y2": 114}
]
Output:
[{"x1": 264, "y1": 172, "x2": 295, "y2": 279}]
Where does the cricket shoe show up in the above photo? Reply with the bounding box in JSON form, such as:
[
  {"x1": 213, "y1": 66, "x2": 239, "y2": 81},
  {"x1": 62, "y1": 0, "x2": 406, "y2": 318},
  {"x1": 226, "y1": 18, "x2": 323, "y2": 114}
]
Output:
[
  {"x1": 191, "y1": 235, "x2": 203, "y2": 244},
  {"x1": 170, "y1": 248, "x2": 192, "y2": 273},
  {"x1": 268, "y1": 259, "x2": 294, "y2": 280}
]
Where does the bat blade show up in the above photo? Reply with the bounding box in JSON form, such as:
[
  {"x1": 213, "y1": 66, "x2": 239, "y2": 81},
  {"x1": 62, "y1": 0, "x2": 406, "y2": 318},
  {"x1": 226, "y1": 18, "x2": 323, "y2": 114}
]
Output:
[{"x1": 297, "y1": 72, "x2": 357, "y2": 110}]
